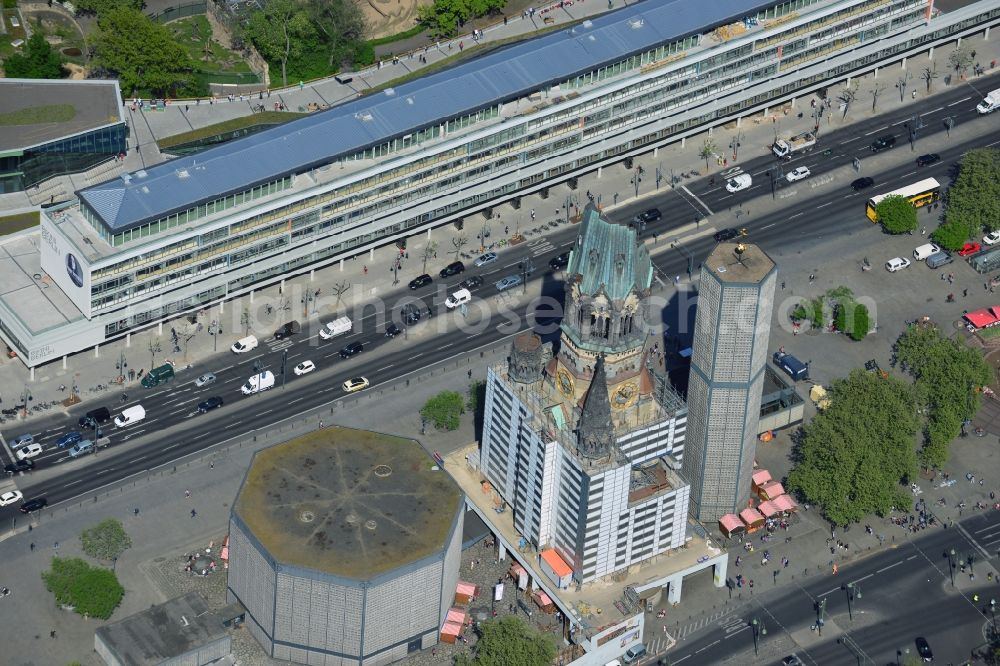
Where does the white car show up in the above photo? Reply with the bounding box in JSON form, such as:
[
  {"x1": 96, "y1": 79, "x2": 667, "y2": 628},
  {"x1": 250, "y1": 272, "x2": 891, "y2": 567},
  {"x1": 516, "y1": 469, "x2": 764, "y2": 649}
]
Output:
[
  {"x1": 725, "y1": 173, "x2": 752, "y2": 192},
  {"x1": 16, "y1": 443, "x2": 43, "y2": 460},
  {"x1": 445, "y1": 288, "x2": 472, "y2": 309},
  {"x1": 785, "y1": 166, "x2": 811, "y2": 182},
  {"x1": 194, "y1": 373, "x2": 216, "y2": 387},
  {"x1": 885, "y1": 257, "x2": 911, "y2": 272},
  {"x1": 985, "y1": 231, "x2": 1000, "y2": 246},
  {"x1": 343, "y1": 377, "x2": 370, "y2": 393},
  {"x1": 474, "y1": 252, "x2": 498, "y2": 267},
  {"x1": 0, "y1": 490, "x2": 23, "y2": 507},
  {"x1": 294, "y1": 360, "x2": 316, "y2": 376}
]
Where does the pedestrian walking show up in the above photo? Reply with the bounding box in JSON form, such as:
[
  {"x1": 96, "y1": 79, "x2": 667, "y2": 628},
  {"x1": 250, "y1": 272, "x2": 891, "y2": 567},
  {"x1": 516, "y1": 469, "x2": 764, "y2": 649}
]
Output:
[
  {"x1": 963, "y1": 288, "x2": 968, "y2": 298},
  {"x1": 505, "y1": 225, "x2": 509, "y2": 235},
  {"x1": 185, "y1": 489, "x2": 191, "y2": 498},
  {"x1": 191, "y1": 509, "x2": 197, "y2": 518},
  {"x1": 468, "y1": 369, "x2": 473, "y2": 379},
  {"x1": 29, "y1": 543, "x2": 34, "y2": 552},
  {"x1": 363, "y1": 265, "x2": 368, "y2": 274},
  {"x1": 133, "y1": 507, "x2": 139, "y2": 516},
  {"x1": 912, "y1": 89, "x2": 917, "y2": 99}
]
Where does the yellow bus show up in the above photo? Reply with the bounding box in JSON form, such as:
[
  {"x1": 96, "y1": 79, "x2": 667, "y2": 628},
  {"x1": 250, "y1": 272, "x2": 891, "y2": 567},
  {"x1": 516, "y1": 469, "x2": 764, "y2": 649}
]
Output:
[{"x1": 866, "y1": 177, "x2": 941, "y2": 222}]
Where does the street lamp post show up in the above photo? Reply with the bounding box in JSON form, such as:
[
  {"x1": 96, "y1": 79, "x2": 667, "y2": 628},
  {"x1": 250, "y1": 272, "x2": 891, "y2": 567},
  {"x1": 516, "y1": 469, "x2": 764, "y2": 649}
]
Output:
[
  {"x1": 843, "y1": 582, "x2": 861, "y2": 621},
  {"x1": 948, "y1": 548, "x2": 957, "y2": 586},
  {"x1": 990, "y1": 598, "x2": 998, "y2": 636},
  {"x1": 750, "y1": 617, "x2": 767, "y2": 656},
  {"x1": 816, "y1": 597, "x2": 827, "y2": 636},
  {"x1": 21, "y1": 385, "x2": 32, "y2": 418}
]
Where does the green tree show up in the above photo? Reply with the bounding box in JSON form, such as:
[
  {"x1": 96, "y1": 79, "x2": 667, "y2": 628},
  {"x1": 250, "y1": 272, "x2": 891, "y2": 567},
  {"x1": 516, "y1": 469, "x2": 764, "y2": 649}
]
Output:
[
  {"x1": 94, "y1": 8, "x2": 193, "y2": 96},
  {"x1": 2, "y1": 32, "x2": 65, "y2": 79},
  {"x1": 791, "y1": 296, "x2": 825, "y2": 330},
  {"x1": 788, "y1": 369, "x2": 918, "y2": 525},
  {"x1": 243, "y1": 0, "x2": 315, "y2": 87},
  {"x1": 932, "y1": 219, "x2": 971, "y2": 251},
  {"x1": 80, "y1": 518, "x2": 132, "y2": 561},
  {"x1": 874, "y1": 194, "x2": 917, "y2": 234},
  {"x1": 894, "y1": 324, "x2": 991, "y2": 469},
  {"x1": 945, "y1": 148, "x2": 1000, "y2": 236},
  {"x1": 417, "y1": 0, "x2": 504, "y2": 38},
  {"x1": 698, "y1": 138, "x2": 717, "y2": 171},
  {"x1": 471, "y1": 615, "x2": 557, "y2": 666},
  {"x1": 73, "y1": 0, "x2": 142, "y2": 17},
  {"x1": 421, "y1": 390, "x2": 465, "y2": 430},
  {"x1": 41, "y1": 557, "x2": 124, "y2": 620},
  {"x1": 300, "y1": 0, "x2": 367, "y2": 69},
  {"x1": 834, "y1": 301, "x2": 870, "y2": 341}
]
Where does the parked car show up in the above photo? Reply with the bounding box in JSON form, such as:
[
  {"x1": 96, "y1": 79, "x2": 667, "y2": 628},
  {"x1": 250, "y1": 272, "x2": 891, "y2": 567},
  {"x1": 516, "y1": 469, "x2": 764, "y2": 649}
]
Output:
[
  {"x1": 474, "y1": 252, "x2": 498, "y2": 267},
  {"x1": 408, "y1": 274, "x2": 433, "y2": 290},
  {"x1": 781, "y1": 656, "x2": 803, "y2": 666},
  {"x1": 785, "y1": 166, "x2": 811, "y2": 182},
  {"x1": 460, "y1": 275, "x2": 484, "y2": 290},
  {"x1": 11, "y1": 434, "x2": 34, "y2": 448},
  {"x1": 19, "y1": 497, "x2": 48, "y2": 513},
  {"x1": 385, "y1": 322, "x2": 402, "y2": 338},
  {"x1": 635, "y1": 208, "x2": 662, "y2": 223},
  {"x1": 926, "y1": 251, "x2": 953, "y2": 269},
  {"x1": 915, "y1": 636, "x2": 933, "y2": 662},
  {"x1": 851, "y1": 177, "x2": 875, "y2": 191},
  {"x1": 985, "y1": 231, "x2": 1000, "y2": 245},
  {"x1": 870, "y1": 134, "x2": 896, "y2": 152},
  {"x1": 15, "y1": 443, "x2": 43, "y2": 461},
  {"x1": 230, "y1": 335, "x2": 258, "y2": 353},
  {"x1": 273, "y1": 321, "x2": 300, "y2": 340},
  {"x1": 885, "y1": 257, "x2": 911, "y2": 272},
  {"x1": 340, "y1": 341, "x2": 364, "y2": 358},
  {"x1": 495, "y1": 275, "x2": 522, "y2": 291},
  {"x1": 401, "y1": 304, "x2": 422, "y2": 325},
  {"x1": 549, "y1": 252, "x2": 571, "y2": 270},
  {"x1": 916, "y1": 153, "x2": 941, "y2": 167},
  {"x1": 294, "y1": 360, "x2": 316, "y2": 376},
  {"x1": 958, "y1": 242, "x2": 982, "y2": 257},
  {"x1": 56, "y1": 431, "x2": 83, "y2": 449},
  {"x1": 342, "y1": 377, "x2": 370, "y2": 393},
  {"x1": 197, "y1": 396, "x2": 225, "y2": 413},
  {"x1": 439, "y1": 261, "x2": 466, "y2": 277},
  {"x1": 725, "y1": 173, "x2": 752, "y2": 192},
  {"x1": 194, "y1": 373, "x2": 216, "y2": 387},
  {"x1": 0, "y1": 491, "x2": 23, "y2": 507},
  {"x1": 4, "y1": 459, "x2": 34, "y2": 475},
  {"x1": 713, "y1": 228, "x2": 739, "y2": 242}
]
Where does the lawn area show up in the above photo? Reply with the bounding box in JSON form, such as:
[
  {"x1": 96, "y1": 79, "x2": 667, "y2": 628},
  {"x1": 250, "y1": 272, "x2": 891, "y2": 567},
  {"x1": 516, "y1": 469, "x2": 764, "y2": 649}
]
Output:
[
  {"x1": 0, "y1": 210, "x2": 40, "y2": 236},
  {"x1": 157, "y1": 110, "x2": 307, "y2": 150},
  {"x1": 169, "y1": 15, "x2": 255, "y2": 80},
  {"x1": 0, "y1": 8, "x2": 28, "y2": 61},
  {"x1": 0, "y1": 104, "x2": 76, "y2": 125}
]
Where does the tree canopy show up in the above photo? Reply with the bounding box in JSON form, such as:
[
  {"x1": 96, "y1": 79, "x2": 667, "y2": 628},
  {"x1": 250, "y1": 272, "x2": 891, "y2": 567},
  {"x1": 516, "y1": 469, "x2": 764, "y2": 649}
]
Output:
[
  {"x1": 243, "y1": 0, "x2": 315, "y2": 87},
  {"x1": 301, "y1": 0, "x2": 367, "y2": 68},
  {"x1": 418, "y1": 0, "x2": 505, "y2": 37},
  {"x1": 421, "y1": 390, "x2": 465, "y2": 430},
  {"x1": 80, "y1": 518, "x2": 132, "y2": 561},
  {"x1": 787, "y1": 369, "x2": 918, "y2": 525},
  {"x1": 73, "y1": 0, "x2": 142, "y2": 17},
  {"x1": 94, "y1": 8, "x2": 194, "y2": 96},
  {"x1": 943, "y1": 148, "x2": 1000, "y2": 237},
  {"x1": 2, "y1": 33, "x2": 65, "y2": 79},
  {"x1": 874, "y1": 194, "x2": 918, "y2": 234},
  {"x1": 893, "y1": 324, "x2": 991, "y2": 469},
  {"x1": 455, "y1": 616, "x2": 557, "y2": 666},
  {"x1": 42, "y1": 556, "x2": 124, "y2": 620}
]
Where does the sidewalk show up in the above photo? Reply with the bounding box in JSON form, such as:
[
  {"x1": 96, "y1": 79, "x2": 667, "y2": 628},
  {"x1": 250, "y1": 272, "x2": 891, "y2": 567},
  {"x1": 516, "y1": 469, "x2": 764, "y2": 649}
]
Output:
[{"x1": 4, "y1": 29, "x2": 1000, "y2": 419}]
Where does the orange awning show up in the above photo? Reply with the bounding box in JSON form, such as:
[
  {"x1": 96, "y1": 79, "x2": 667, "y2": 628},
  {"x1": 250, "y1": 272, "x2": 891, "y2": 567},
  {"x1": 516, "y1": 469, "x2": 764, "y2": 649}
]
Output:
[
  {"x1": 540, "y1": 548, "x2": 573, "y2": 577},
  {"x1": 751, "y1": 469, "x2": 772, "y2": 486},
  {"x1": 456, "y1": 581, "x2": 476, "y2": 596},
  {"x1": 441, "y1": 621, "x2": 462, "y2": 637},
  {"x1": 446, "y1": 607, "x2": 467, "y2": 624},
  {"x1": 757, "y1": 500, "x2": 779, "y2": 517},
  {"x1": 740, "y1": 507, "x2": 765, "y2": 526}
]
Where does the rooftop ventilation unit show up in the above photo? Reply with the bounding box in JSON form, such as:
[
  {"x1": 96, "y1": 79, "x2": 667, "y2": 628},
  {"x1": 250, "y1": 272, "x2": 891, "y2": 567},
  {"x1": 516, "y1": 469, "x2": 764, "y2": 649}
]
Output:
[
  {"x1": 176, "y1": 169, "x2": 190, "y2": 179},
  {"x1": 628, "y1": 18, "x2": 644, "y2": 29},
  {"x1": 384, "y1": 87, "x2": 396, "y2": 96},
  {"x1": 141, "y1": 186, "x2": 150, "y2": 194},
  {"x1": 356, "y1": 112, "x2": 374, "y2": 122},
  {"x1": 135, "y1": 169, "x2": 148, "y2": 178},
  {"x1": 406, "y1": 97, "x2": 414, "y2": 105},
  {"x1": 120, "y1": 173, "x2": 132, "y2": 184}
]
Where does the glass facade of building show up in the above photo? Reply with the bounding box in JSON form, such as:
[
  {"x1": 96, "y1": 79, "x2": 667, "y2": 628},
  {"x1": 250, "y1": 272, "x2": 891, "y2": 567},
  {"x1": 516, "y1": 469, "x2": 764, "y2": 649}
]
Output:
[{"x1": 0, "y1": 124, "x2": 127, "y2": 193}]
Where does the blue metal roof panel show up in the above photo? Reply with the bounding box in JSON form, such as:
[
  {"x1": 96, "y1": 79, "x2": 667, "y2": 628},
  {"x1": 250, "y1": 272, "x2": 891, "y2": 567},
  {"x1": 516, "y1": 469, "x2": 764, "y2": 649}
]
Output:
[{"x1": 79, "y1": 0, "x2": 772, "y2": 231}]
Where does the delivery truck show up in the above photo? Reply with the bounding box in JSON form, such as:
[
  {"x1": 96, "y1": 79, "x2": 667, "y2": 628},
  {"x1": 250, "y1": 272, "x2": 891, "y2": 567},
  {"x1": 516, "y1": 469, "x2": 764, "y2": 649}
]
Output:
[
  {"x1": 141, "y1": 362, "x2": 175, "y2": 388},
  {"x1": 976, "y1": 89, "x2": 1000, "y2": 114},
  {"x1": 319, "y1": 316, "x2": 352, "y2": 340},
  {"x1": 771, "y1": 131, "x2": 816, "y2": 159},
  {"x1": 241, "y1": 370, "x2": 276, "y2": 395}
]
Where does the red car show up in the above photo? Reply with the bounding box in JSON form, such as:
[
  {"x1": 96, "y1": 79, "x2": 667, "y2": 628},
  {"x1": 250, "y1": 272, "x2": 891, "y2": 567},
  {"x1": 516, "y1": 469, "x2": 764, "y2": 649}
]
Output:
[{"x1": 959, "y1": 242, "x2": 982, "y2": 257}]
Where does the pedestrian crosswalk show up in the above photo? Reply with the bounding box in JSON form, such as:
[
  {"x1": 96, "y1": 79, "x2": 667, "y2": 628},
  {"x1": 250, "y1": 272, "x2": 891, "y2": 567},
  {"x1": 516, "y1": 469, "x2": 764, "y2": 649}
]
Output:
[
  {"x1": 671, "y1": 608, "x2": 740, "y2": 641},
  {"x1": 267, "y1": 339, "x2": 294, "y2": 352},
  {"x1": 526, "y1": 237, "x2": 556, "y2": 257}
]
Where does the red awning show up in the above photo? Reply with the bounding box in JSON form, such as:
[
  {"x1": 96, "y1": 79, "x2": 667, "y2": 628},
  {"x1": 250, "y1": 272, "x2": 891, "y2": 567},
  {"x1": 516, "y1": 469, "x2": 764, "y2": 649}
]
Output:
[
  {"x1": 456, "y1": 581, "x2": 476, "y2": 596},
  {"x1": 773, "y1": 494, "x2": 798, "y2": 512},
  {"x1": 441, "y1": 621, "x2": 462, "y2": 637},
  {"x1": 446, "y1": 607, "x2": 468, "y2": 625},
  {"x1": 541, "y1": 548, "x2": 573, "y2": 577},
  {"x1": 740, "y1": 507, "x2": 765, "y2": 526},
  {"x1": 965, "y1": 307, "x2": 1000, "y2": 329},
  {"x1": 751, "y1": 469, "x2": 772, "y2": 486},
  {"x1": 757, "y1": 500, "x2": 779, "y2": 517},
  {"x1": 719, "y1": 513, "x2": 744, "y2": 534},
  {"x1": 760, "y1": 481, "x2": 785, "y2": 500}
]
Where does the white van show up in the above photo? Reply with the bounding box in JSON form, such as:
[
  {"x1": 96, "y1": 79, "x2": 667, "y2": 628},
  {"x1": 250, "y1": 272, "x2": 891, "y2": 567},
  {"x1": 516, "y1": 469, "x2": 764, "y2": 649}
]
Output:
[
  {"x1": 319, "y1": 316, "x2": 352, "y2": 340},
  {"x1": 445, "y1": 288, "x2": 472, "y2": 309},
  {"x1": 231, "y1": 335, "x2": 259, "y2": 353},
  {"x1": 114, "y1": 404, "x2": 146, "y2": 427},
  {"x1": 241, "y1": 370, "x2": 276, "y2": 395},
  {"x1": 913, "y1": 243, "x2": 941, "y2": 261}
]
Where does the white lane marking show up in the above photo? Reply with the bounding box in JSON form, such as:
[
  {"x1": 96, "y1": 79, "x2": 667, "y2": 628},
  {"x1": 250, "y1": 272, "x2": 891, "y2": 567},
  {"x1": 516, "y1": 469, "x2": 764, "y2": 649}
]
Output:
[
  {"x1": 761, "y1": 223, "x2": 776, "y2": 230},
  {"x1": 948, "y1": 96, "x2": 972, "y2": 106},
  {"x1": 864, "y1": 126, "x2": 890, "y2": 136},
  {"x1": 877, "y1": 561, "x2": 903, "y2": 573}
]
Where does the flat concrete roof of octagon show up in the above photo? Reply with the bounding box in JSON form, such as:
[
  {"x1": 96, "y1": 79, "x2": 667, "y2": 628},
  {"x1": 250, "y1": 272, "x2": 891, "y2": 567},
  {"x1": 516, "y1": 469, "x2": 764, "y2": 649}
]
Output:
[
  {"x1": 234, "y1": 426, "x2": 462, "y2": 579},
  {"x1": 0, "y1": 79, "x2": 123, "y2": 152}
]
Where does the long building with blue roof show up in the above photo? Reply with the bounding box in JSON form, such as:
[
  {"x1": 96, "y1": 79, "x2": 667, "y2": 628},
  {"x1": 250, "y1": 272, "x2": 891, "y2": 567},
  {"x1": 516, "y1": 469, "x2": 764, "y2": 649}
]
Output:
[{"x1": 5, "y1": 0, "x2": 998, "y2": 365}]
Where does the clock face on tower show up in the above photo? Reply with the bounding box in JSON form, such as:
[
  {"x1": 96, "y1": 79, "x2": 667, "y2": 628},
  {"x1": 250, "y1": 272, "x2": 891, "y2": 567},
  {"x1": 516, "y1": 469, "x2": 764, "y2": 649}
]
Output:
[
  {"x1": 612, "y1": 381, "x2": 638, "y2": 409},
  {"x1": 557, "y1": 368, "x2": 575, "y2": 397}
]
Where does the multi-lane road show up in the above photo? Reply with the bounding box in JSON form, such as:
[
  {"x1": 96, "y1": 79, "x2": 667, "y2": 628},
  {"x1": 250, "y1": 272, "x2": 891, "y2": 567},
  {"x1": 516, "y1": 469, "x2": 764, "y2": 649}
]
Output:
[
  {"x1": 668, "y1": 509, "x2": 1000, "y2": 665},
  {"x1": 2, "y1": 73, "x2": 999, "y2": 527}
]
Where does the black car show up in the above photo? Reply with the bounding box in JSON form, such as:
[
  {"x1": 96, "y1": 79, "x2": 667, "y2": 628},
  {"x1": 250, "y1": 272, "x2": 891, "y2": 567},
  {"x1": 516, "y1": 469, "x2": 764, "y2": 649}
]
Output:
[
  {"x1": 408, "y1": 274, "x2": 433, "y2": 290},
  {"x1": 460, "y1": 275, "x2": 484, "y2": 290},
  {"x1": 385, "y1": 322, "x2": 402, "y2": 338},
  {"x1": 915, "y1": 636, "x2": 933, "y2": 661},
  {"x1": 916, "y1": 153, "x2": 941, "y2": 167},
  {"x1": 340, "y1": 341, "x2": 364, "y2": 358},
  {"x1": 851, "y1": 177, "x2": 875, "y2": 191},
  {"x1": 713, "y1": 228, "x2": 739, "y2": 242},
  {"x1": 636, "y1": 208, "x2": 662, "y2": 223},
  {"x1": 549, "y1": 252, "x2": 571, "y2": 270},
  {"x1": 870, "y1": 135, "x2": 896, "y2": 152},
  {"x1": 4, "y1": 459, "x2": 34, "y2": 475},
  {"x1": 439, "y1": 261, "x2": 465, "y2": 278},
  {"x1": 19, "y1": 497, "x2": 47, "y2": 513},
  {"x1": 197, "y1": 396, "x2": 225, "y2": 413},
  {"x1": 78, "y1": 406, "x2": 111, "y2": 428},
  {"x1": 401, "y1": 303, "x2": 422, "y2": 325},
  {"x1": 273, "y1": 321, "x2": 300, "y2": 339}
]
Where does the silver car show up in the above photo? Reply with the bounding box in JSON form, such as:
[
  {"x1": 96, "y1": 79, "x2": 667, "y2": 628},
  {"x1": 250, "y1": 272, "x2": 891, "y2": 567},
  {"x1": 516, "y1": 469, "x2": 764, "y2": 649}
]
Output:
[
  {"x1": 194, "y1": 373, "x2": 216, "y2": 387},
  {"x1": 495, "y1": 275, "x2": 522, "y2": 291},
  {"x1": 475, "y1": 252, "x2": 498, "y2": 267}
]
